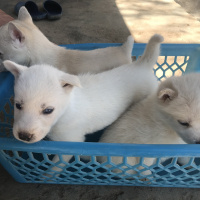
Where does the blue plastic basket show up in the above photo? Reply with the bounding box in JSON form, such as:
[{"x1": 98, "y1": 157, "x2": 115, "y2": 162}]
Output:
[{"x1": 1, "y1": 43, "x2": 200, "y2": 188}]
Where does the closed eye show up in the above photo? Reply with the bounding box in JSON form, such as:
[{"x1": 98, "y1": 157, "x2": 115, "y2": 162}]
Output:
[{"x1": 178, "y1": 120, "x2": 190, "y2": 127}]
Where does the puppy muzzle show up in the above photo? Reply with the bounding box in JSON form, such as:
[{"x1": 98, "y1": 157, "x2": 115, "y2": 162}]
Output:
[{"x1": 18, "y1": 132, "x2": 33, "y2": 142}]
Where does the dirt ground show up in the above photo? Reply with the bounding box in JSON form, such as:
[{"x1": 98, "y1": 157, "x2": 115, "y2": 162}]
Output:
[{"x1": 0, "y1": 0, "x2": 200, "y2": 199}]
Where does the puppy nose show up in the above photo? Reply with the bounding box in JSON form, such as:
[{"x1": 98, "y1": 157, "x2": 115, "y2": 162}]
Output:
[
  {"x1": 195, "y1": 141, "x2": 200, "y2": 144},
  {"x1": 18, "y1": 132, "x2": 33, "y2": 142}
]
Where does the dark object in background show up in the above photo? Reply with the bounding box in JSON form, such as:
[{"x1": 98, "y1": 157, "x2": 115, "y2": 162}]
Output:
[
  {"x1": 14, "y1": 1, "x2": 62, "y2": 20},
  {"x1": 43, "y1": 0, "x2": 62, "y2": 20}
]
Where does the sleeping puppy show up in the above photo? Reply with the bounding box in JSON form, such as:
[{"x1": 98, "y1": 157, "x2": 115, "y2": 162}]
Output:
[{"x1": 99, "y1": 73, "x2": 200, "y2": 175}]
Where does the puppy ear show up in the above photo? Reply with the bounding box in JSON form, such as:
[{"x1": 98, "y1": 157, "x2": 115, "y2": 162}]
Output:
[
  {"x1": 158, "y1": 88, "x2": 177, "y2": 103},
  {"x1": 60, "y1": 74, "x2": 82, "y2": 89},
  {"x1": 18, "y1": 7, "x2": 32, "y2": 23},
  {"x1": 8, "y1": 23, "x2": 25, "y2": 48},
  {"x1": 3, "y1": 60, "x2": 27, "y2": 78}
]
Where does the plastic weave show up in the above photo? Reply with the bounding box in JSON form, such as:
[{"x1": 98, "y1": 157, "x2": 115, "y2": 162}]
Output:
[{"x1": 1, "y1": 43, "x2": 200, "y2": 187}]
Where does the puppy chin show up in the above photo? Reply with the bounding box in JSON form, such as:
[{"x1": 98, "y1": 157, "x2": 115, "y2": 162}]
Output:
[
  {"x1": 17, "y1": 138, "x2": 34, "y2": 144},
  {"x1": 180, "y1": 136, "x2": 197, "y2": 144},
  {"x1": 29, "y1": 136, "x2": 47, "y2": 143},
  {"x1": 16, "y1": 136, "x2": 46, "y2": 144}
]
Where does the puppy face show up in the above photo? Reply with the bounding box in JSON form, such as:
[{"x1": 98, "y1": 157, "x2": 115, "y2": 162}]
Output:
[
  {"x1": 3, "y1": 61, "x2": 81, "y2": 143},
  {"x1": 0, "y1": 7, "x2": 34, "y2": 70},
  {"x1": 157, "y1": 74, "x2": 200, "y2": 144}
]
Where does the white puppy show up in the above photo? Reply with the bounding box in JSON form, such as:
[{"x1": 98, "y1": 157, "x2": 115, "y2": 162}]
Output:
[
  {"x1": 99, "y1": 73, "x2": 200, "y2": 176},
  {"x1": 3, "y1": 34, "x2": 163, "y2": 174},
  {"x1": 0, "y1": 7, "x2": 133, "y2": 74}
]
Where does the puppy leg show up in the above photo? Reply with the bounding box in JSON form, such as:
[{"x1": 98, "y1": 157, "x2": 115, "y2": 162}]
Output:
[
  {"x1": 46, "y1": 132, "x2": 85, "y2": 177},
  {"x1": 43, "y1": 154, "x2": 74, "y2": 179},
  {"x1": 177, "y1": 157, "x2": 191, "y2": 165},
  {"x1": 177, "y1": 157, "x2": 192, "y2": 169},
  {"x1": 50, "y1": 154, "x2": 74, "y2": 174},
  {"x1": 137, "y1": 157, "x2": 156, "y2": 183}
]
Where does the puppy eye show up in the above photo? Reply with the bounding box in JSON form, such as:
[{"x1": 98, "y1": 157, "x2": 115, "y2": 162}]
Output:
[
  {"x1": 42, "y1": 107, "x2": 54, "y2": 115},
  {"x1": 16, "y1": 103, "x2": 22, "y2": 110},
  {"x1": 178, "y1": 120, "x2": 190, "y2": 127}
]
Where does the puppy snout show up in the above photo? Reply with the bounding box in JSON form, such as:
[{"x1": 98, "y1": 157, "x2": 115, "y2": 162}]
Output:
[{"x1": 18, "y1": 132, "x2": 33, "y2": 142}]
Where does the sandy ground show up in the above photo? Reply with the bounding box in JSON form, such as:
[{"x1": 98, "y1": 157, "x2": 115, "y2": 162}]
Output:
[{"x1": 0, "y1": 0, "x2": 200, "y2": 199}]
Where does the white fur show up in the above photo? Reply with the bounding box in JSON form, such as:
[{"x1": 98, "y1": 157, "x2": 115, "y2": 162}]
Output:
[
  {"x1": 3, "y1": 34, "x2": 163, "y2": 174},
  {"x1": 99, "y1": 73, "x2": 200, "y2": 175},
  {"x1": 0, "y1": 7, "x2": 133, "y2": 74}
]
